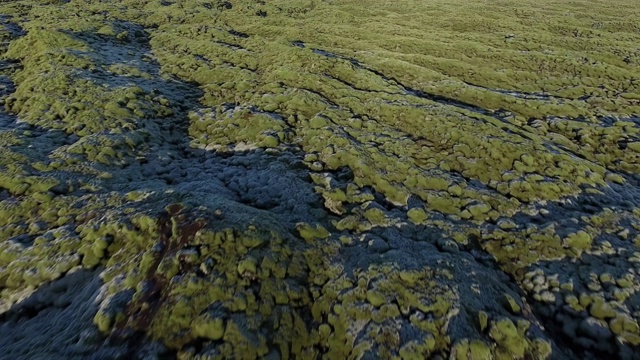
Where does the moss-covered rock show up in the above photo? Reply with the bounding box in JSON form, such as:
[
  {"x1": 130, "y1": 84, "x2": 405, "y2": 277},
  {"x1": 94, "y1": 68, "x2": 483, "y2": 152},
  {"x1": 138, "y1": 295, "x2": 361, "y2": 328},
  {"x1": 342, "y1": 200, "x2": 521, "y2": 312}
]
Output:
[{"x1": 2, "y1": 0, "x2": 640, "y2": 358}]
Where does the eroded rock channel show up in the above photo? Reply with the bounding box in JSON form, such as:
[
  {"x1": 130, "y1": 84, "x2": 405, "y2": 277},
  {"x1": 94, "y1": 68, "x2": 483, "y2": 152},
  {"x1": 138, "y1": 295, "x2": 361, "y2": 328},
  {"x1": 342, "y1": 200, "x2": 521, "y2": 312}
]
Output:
[{"x1": 1, "y1": 1, "x2": 640, "y2": 359}]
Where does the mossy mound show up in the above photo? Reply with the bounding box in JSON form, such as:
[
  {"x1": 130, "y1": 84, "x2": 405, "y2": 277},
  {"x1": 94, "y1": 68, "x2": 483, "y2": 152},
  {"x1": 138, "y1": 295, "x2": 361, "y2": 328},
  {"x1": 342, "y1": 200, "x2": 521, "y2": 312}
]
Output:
[{"x1": 1, "y1": 0, "x2": 640, "y2": 359}]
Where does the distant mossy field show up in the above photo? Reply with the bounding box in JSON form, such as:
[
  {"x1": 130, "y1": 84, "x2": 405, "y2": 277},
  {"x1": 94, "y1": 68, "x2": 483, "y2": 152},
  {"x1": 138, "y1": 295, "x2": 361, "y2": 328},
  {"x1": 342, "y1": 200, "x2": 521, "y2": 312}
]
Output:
[{"x1": 1, "y1": 0, "x2": 640, "y2": 359}]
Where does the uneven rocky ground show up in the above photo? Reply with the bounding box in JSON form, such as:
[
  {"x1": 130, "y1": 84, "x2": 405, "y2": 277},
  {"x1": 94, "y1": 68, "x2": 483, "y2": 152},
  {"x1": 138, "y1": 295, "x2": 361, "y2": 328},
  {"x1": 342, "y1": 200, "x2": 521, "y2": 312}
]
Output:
[{"x1": 0, "y1": 0, "x2": 639, "y2": 359}]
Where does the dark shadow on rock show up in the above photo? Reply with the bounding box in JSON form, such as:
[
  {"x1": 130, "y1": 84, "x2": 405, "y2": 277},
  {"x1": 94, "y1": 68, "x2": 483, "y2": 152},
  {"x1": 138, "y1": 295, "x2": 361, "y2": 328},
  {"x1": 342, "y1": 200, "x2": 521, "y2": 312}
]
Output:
[{"x1": 0, "y1": 269, "x2": 159, "y2": 360}]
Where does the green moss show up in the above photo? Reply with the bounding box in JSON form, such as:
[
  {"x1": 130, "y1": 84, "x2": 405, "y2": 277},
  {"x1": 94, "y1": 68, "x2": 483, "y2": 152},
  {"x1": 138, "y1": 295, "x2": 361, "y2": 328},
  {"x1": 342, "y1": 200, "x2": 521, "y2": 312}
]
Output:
[
  {"x1": 452, "y1": 339, "x2": 492, "y2": 360},
  {"x1": 191, "y1": 316, "x2": 225, "y2": 340},
  {"x1": 407, "y1": 207, "x2": 428, "y2": 224},
  {"x1": 296, "y1": 223, "x2": 330, "y2": 242},
  {"x1": 489, "y1": 318, "x2": 528, "y2": 358},
  {"x1": 589, "y1": 299, "x2": 618, "y2": 319},
  {"x1": 427, "y1": 194, "x2": 460, "y2": 215},
  {"x1": 502, "y1": 294, "x2": 521, "y2": 314},
  {"x1": 468, "y1": 202, "x2": 492, "y2": 219},
  {"x1": 531, "y1": 339, "x2": 553, "y2": 359},
  {"x1": 363, "y1": 208, "x2": 385, "y2": 224},
  {"x1": 237, "y1": 257, "x2": 258, "y2": 276},
  {"x1": 333, "y1": 215, "x2": 359, "y2": 231},
  {"x1": 564, "y1": 230, "x2": 593, "y2": 253},
  {"x1": 94, "y1": 308, "x2": 114, "y2": 333},
  {"x1": 366, "y1": 291, "x2": 386, "y2": 308},
  {"x1": 610, "y1": 314, "x2": 640, "y2": 336},
  {"x1": 478, "y1": 311, "x2": 489, "y2": 332},
  {"x1": 2, "y1": 1, "x2": 639, "y2": 358},
  {"x1": 605, "y1": 173, "x2": 626, "y2": 184},
  {"x1": 260, "y1": 135, "x2": 280, "y2": 147},
  {"x1": 627, "y1": 142, "x2": 640, "y2": 152}
]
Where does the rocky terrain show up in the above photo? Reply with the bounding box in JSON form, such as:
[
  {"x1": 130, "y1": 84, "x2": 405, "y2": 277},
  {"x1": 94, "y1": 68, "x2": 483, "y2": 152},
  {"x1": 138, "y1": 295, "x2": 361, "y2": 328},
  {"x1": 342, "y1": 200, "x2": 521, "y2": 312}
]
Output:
[{"x1": 1, "y1": 0, "x2": 640, "y2": 359}]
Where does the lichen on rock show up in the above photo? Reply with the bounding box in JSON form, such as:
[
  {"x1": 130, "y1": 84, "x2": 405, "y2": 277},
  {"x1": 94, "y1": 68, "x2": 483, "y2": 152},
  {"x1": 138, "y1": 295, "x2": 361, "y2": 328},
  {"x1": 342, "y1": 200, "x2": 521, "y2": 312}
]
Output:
[{"x1": 1, "y1": 0, "x2": 640, "y2": 358}]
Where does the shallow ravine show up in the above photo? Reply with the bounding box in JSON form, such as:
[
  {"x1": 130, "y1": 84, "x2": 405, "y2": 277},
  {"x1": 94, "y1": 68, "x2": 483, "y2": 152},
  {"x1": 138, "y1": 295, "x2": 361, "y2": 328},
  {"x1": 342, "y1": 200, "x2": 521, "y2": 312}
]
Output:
[{"x1": 1, "y1": 1, "x2": 640, "y2": 359}]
